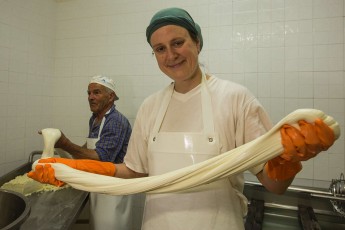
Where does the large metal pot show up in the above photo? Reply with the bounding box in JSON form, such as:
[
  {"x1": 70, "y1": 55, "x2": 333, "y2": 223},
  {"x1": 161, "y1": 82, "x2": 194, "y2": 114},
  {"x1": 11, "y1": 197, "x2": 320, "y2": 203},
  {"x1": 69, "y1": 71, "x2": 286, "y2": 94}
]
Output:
[{"x1": 0, "y1": 189, "x2": 30, "y2": 230}]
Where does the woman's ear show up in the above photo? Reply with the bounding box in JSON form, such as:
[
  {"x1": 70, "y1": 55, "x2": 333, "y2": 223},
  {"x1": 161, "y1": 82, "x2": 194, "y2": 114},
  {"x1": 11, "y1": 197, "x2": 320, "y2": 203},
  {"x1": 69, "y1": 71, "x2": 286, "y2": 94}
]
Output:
[{"x1": 197, "y1": 40, "x2": 201, "y2": 53}]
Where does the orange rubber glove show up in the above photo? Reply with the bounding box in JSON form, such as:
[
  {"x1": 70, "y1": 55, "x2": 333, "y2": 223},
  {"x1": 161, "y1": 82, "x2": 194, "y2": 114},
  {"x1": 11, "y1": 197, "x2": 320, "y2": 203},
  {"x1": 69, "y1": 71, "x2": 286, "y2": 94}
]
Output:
[
  {"x1": 265, "y1": 118, "x2": 335, "y2": 181},
  {"x1": 27, "y1": 158, "x2": 116, "y2": 187}
]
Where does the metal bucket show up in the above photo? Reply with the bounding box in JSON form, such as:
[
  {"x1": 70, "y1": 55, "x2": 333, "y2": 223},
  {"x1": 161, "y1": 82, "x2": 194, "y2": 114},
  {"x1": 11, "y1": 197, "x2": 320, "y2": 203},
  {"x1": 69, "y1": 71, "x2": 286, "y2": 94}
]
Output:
[{"x1": 0, "y1": 189, "x2": 30, "y2": 230}]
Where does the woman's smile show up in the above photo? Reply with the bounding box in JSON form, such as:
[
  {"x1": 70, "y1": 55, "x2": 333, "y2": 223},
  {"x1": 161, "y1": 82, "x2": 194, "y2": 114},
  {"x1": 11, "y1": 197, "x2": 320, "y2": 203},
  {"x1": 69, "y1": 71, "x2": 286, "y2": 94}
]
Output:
[{"x1": 167, "y1": 60, "x2": 185, "y2": 68}]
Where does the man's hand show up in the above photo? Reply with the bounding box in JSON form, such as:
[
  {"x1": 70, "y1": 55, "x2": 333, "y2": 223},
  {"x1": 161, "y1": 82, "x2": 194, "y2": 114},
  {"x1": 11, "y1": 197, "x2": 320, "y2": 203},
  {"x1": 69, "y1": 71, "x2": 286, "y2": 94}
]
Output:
[{"x1": 53, "y1": 131, "x2": 69, "y2": 149}]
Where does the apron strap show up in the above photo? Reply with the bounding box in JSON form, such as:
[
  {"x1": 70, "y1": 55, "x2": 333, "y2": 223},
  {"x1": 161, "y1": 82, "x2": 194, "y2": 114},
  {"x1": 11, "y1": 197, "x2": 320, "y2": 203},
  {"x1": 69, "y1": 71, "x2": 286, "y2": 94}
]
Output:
[
  {"x1": 151, "y1": 83, "x2": 174, "y2": 136},
  {"x1": 90, "y1": 107, "x2": 111, "y2": 140},
  {"x1": 98, "y1": 116, "x2": 106, "y2": 139},
  {"x1": 200, "y1": 69, "x2": 214, "y2": 135}
]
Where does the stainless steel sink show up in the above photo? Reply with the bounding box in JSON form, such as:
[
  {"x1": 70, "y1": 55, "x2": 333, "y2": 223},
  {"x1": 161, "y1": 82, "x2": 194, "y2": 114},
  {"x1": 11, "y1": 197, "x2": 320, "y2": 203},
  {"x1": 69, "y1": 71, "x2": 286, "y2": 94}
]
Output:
[
  {"x1": 0, "y1": 189, "x2": 30, "y2": 230},
  {"x1": 0, "y1": 151, "x2": 89, "y2": 230}
]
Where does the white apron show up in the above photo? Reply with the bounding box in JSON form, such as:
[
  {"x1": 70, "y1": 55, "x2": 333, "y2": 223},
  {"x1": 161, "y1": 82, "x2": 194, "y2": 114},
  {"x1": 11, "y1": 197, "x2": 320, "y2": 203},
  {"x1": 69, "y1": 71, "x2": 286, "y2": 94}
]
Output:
[
  {"x1": 142, "y1": 71, "x2": 246, "y2": 230},
  {"x1": 88, "y1": 117, "x2": 134, "y2": 230}
]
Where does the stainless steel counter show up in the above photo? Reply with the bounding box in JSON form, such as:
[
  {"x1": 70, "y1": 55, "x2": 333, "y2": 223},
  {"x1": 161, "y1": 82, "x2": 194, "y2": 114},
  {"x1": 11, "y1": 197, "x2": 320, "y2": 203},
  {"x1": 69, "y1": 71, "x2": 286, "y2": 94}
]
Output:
[
  {"x1": 243, "y1": 181, "x2": 345, "y2": 229},
  {"x1": 20, "y1": 187, "x2": 89, "y2": 230},
  {"x1": 0, "y1": 152, "x2": 89, "y2": 230}
]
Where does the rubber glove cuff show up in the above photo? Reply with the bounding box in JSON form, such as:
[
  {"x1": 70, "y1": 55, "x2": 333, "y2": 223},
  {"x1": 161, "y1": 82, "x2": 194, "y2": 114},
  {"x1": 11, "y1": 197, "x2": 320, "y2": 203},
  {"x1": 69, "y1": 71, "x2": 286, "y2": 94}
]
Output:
[
  {"x1": 265, "y1": 157, "x2": 302, "y2": 181},
  {"x1": 38, "y1": 158, "x2": 116, "y2": 177}
]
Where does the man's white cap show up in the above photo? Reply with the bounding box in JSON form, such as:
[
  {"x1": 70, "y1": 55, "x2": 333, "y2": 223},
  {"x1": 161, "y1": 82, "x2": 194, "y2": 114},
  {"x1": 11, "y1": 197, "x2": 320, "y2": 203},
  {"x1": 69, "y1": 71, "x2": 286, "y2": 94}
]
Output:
[{"x1": 89, "y1": 75, "x2": 119, "y2": 101}]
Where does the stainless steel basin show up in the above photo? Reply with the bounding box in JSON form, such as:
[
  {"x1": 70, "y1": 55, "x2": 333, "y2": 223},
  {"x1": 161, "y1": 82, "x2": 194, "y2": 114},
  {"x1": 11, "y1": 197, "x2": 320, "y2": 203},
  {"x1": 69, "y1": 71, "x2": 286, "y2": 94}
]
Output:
[
  {"x1": 0, "y1": 189, "x2": 30, "y2": 230},
  {"x1": 0, "y1": 151, "x2": 89, "y2": 230}
]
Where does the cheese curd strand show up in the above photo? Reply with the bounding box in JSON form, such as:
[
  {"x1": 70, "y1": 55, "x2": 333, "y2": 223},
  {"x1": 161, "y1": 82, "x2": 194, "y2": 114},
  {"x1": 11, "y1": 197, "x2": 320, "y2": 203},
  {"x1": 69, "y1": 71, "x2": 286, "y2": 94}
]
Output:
[
  {"x1": 41, "y1": 128, "x2": 61, "y2": 159},
  {"x1": 44, "y1": 109, "x2": 340, "y2": 195}
]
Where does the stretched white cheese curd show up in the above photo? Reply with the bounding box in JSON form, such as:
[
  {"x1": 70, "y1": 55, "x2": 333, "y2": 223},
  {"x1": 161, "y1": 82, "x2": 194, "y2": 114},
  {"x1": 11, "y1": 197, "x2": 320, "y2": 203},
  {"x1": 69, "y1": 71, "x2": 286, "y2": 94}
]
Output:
[
  {"x1": 35, "y1": 109, "x2": 341, "y2": 195},
  {"x1": 41, "y1": 128, "x2": 61, "y2": 159}
]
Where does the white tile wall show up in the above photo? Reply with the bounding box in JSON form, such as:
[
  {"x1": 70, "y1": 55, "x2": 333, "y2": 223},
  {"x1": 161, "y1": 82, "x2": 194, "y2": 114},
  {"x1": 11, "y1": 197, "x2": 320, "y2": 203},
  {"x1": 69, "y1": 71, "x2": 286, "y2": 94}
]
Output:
[
  {"x1": 0, "y1": 0, "x2": 57, "y2": 175},
  {"x1": 0, "y1": 0, "x2": 344, "y2": 190}
]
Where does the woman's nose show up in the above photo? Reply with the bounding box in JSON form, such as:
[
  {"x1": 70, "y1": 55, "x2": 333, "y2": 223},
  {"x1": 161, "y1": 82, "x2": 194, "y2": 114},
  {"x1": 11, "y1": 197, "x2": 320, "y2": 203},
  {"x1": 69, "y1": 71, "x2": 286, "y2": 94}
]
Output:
[{"x1": 166, "y1": 47, "x2": 178, "y2": 60}]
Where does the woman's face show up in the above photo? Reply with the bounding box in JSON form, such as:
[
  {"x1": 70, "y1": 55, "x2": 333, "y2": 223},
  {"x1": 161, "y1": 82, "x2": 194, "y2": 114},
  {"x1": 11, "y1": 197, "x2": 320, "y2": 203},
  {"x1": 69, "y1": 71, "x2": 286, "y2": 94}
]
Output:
[{"x1": 150, "y1": 25, "x2": 201, "y2": 86}]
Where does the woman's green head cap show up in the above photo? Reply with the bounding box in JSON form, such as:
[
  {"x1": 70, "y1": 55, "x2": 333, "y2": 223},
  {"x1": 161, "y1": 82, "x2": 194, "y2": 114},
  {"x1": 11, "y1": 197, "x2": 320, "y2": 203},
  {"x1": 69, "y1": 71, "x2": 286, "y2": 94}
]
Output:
[{"x1": 146, "y1": 7, "x2": 203, "y2": 51}]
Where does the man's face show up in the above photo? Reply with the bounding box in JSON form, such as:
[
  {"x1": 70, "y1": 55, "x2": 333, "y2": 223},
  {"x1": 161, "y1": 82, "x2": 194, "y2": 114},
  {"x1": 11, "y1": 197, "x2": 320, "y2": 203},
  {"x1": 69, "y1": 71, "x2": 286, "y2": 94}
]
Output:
[{"x1": 87, "y1": 83, "x2": 113, "y2": 114}]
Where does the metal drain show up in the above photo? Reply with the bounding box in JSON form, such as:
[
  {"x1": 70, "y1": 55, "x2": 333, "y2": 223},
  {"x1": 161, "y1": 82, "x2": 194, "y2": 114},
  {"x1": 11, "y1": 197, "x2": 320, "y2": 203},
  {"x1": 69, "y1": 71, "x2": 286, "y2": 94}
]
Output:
[{"x1": 329, "y1": 173, "x2": 345, "y2": 217}]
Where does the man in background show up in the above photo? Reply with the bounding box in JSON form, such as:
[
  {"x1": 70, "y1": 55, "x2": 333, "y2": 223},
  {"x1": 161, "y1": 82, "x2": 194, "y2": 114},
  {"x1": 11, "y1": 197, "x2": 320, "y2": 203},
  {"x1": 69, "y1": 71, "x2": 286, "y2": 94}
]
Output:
[{"x1": 53, "y1": 75, "x2": 134, "y2": 230}]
